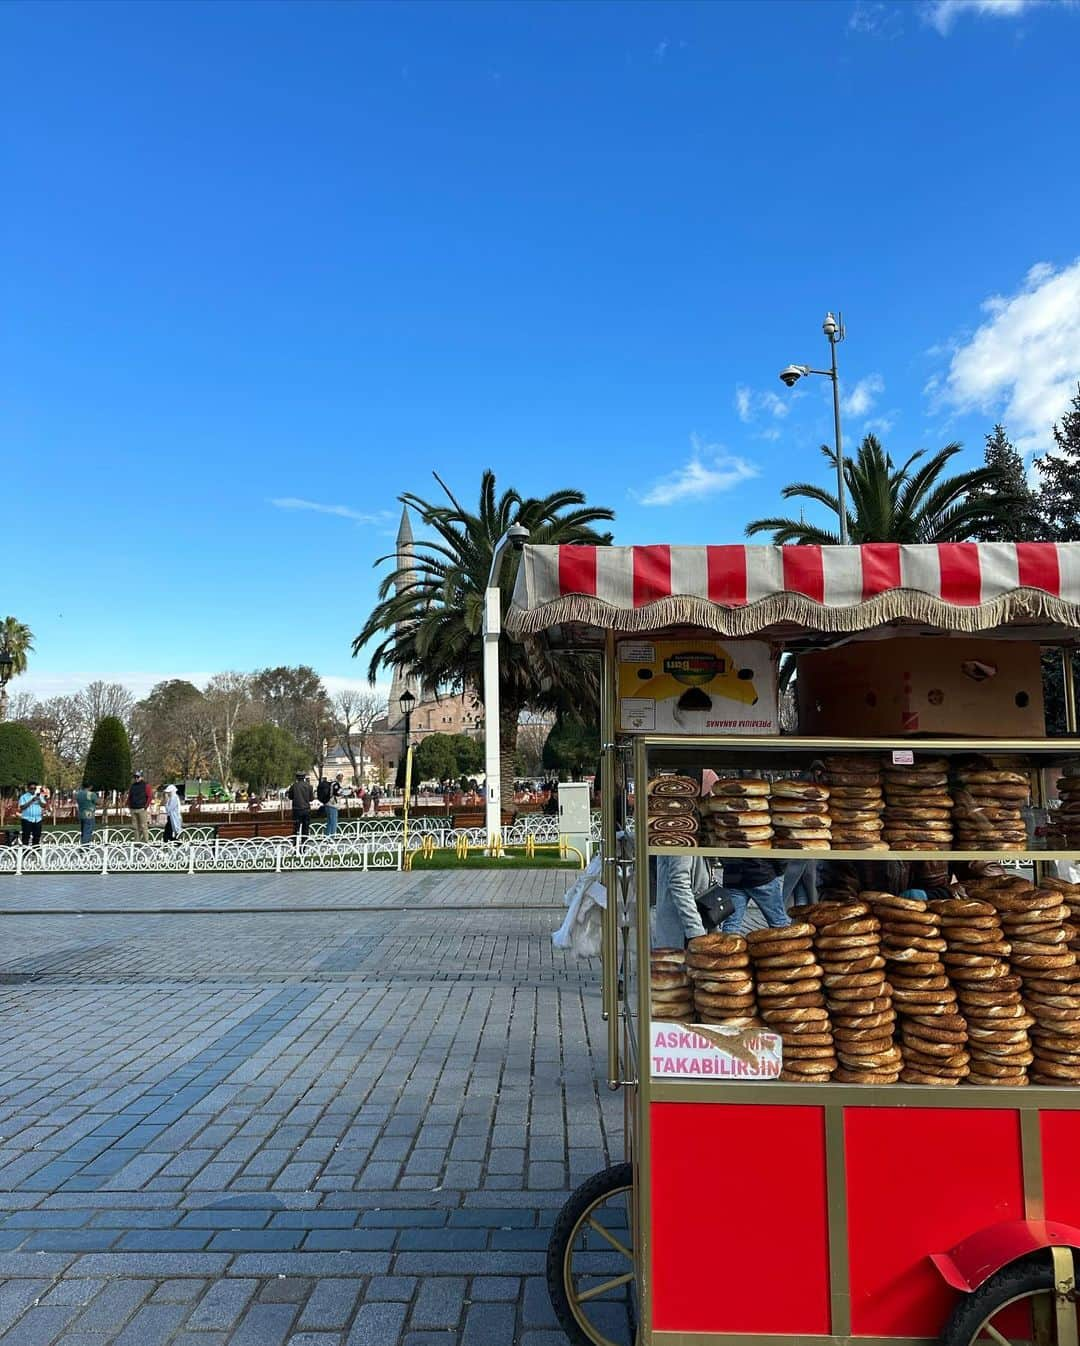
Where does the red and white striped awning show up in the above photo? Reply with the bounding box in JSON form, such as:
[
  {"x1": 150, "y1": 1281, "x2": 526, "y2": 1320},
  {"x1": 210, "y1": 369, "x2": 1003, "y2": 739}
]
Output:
[{"x1": 506, "y1": 542, "x2": 1080, "y2": 642}]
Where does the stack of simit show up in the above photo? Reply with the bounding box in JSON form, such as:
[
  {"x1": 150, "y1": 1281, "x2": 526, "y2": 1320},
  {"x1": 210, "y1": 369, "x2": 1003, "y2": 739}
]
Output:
[
  {"x1": 823, "y1": 756, "x2": 887, "y2": 852},
  {"x1": 700, "y1": 778, "x2": 772, "y2": 850},
  {"x1": 746, "y1": 922, "x2": 835, "y2": 1082},
  {"x1": 866, "y1": 892, "x2": 969, "y2": 1085},
  {"x1": 931, "y1": 895, "x2": 1031, "y2": 1086},
  {"x1": 807, "y1": 901, "x2": 900, "y2": 1083},
  {"x1": 984, "y1": 878, "x2": 1080, "y2": 1085},
  {"x1": 649, "y1": 948, "x2": 694, "y2": 1022},
  {"x1": 952, "y1": 768, "x2": 1030, "y2": 853},
  {"x1": 882, "y1": 757, "x2": 954, "y2": 852},
  {"x1": 769, "y1": 780, "x2": 832, "y2": 851},
  {"x1": 1052, "y1": 770, "x2": 1080, "y2": 849},
  {"x1": 685, "y1": 933, "x2": 758, "y2": 1026},
  {"x1": 1043, "y1": 877, "x2": 1080, "y2": 960},
  {"x1": 647, "y1": 777, "x2": 700, "y2": 849}
]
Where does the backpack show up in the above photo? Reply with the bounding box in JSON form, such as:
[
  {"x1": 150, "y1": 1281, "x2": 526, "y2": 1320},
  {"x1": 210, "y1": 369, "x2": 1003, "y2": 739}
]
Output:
[{"x1": 316, "y1": 778, "x2": 333, "y2": 804}]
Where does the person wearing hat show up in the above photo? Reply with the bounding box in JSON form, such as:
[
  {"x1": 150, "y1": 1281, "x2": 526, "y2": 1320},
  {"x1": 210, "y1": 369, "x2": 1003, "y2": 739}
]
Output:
[
  {"x1": 127, "y1": 771, "x2": 152, "y2": 843},
  {"x1": 162, "y1": 784, "x2": 184, "y2": 842},
  {"x1": 285, "y1": 771, "x2": 313, "y2": 842}
]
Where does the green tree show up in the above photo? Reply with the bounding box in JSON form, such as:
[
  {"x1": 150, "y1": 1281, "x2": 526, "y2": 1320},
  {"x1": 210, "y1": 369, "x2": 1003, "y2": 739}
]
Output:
[
  {"x1": 0, "y1": 617, "x2": 34, "y2": 722},
  {"x1": 251, "y1": 666, "x2": 330, "y2": 774},
  {"x1": 130, "y1": 679, "x2": 209, "y2": 782},
  {"x1": 970, "y1": 424, "x2": 1045, "y2": 542},
  {"x1": 232, "y1": 723, "x2": 308, "y2": 794},
  {"x1": 353, "y1": 471, "x2": 613, "y2": 810},
  {"x1": 542, "y1": 711, "x2": 598, "y2": 781},
  {"x1": 451, "y1": 733, "x2": 484, "y2": 777},
  {"x1": 84, "y1": 716, "x2": 132, "y2": 806},
  {"x1": 746, "y1": 434, "x2": 1023, "y2": 544},
  {"x1": 0, "y1": 722, "x2": 45, "y2": 797},
  {"x1": 1036, "y1": 383, "x2": 1080, "y2": 541},
  {"x1": 412, "y1": 733, "x2": 458, "y2": 783}
]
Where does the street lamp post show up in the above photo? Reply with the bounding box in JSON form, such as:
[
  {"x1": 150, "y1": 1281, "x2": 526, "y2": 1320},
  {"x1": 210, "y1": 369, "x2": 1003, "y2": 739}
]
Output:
[
  {"x1": 482, "y1": 523, "x2": 530, "y2": 847},
  {"x1": 778, "y1": 311, "x2": 850, "y2": 544},
  {"x1": 398, "y1": 689, "x2": 415, "y2": 805}
]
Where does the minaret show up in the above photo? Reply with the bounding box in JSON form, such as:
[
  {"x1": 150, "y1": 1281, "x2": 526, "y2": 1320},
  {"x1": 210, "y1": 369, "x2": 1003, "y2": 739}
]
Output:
[{"x1": 388, "y1": 505, "x2": 421, "y2": 727}]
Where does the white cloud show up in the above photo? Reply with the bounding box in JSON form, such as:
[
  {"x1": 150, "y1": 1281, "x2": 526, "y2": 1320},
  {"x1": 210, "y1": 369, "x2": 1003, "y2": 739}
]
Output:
[
  {"x1": 270, "y1": 497, "x2": 393, "y2": 526},
  {"x1": 936, "y1": 257, "x2": 1080, "y2": 453},
  {"x1": 849, "y1": 1, "x2": 904, "y2": 36},
  {"x1": 15, "y1": 671, "x2": 214, "y2": 699},
  {"x1": 922, "y1": 0, "x2": 1068, "y2": 35},
  {"x1": 842, "y1": 373, "x2": 885, "y2": 418},
  {"x1": 638, "y1": 436, "x2": 759, "y2": 507},
  {"x1": 734, "y1": 384, "x2": 792, "y2": 423},
  {"x1": 653, "y1": 38, "x2": 669, "y2": 60},
  {"x1": 864, "y1": 413, "x2": 897, "y2": 435},
  {"x1": 15, "y1": 670, "x2": 394, "y2": 702}
]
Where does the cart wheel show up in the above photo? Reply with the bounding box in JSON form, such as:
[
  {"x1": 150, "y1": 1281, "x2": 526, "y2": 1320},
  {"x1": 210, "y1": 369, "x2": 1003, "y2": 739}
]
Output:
[
  {"x1": 941, "y1": 1251, "x2": 1078, "y2": 1346},
  {"x1": 546, "y1": 1163, "x2": 635, "y2": 1346}
]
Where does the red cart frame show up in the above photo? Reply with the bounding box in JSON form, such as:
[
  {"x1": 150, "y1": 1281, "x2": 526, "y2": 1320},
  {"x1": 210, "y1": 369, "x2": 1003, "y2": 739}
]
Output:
[{"x1": 508, "y1": 540, "x2": 1080, "y2": 1346}]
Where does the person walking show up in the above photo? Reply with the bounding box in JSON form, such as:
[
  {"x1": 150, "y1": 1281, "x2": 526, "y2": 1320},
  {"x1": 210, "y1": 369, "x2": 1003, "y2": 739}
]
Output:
[
  {"x1": 74, "y1": 782, "x2": 99, "y2": 845},
  {"x1": 286, "y1": 771, "x2": 313, "y2": 843},
  {"x1": 323, "y1": 773, "x2": 343, "y2": 836},
  {"x1": 17, "y1": 781, "x2": 45, "y2": 846},
  {"x1": 315, "y1": 773, "x2": 335, "y2": 834},
  {"x1": 719, "y1": 857, "x2": 790, "y2": 934},
  {"x1": 127, "y1": 771, "x2": 151, "y2": 843},
  {"x1": 162, "y1": 784, "x2": 183, "y2": 842}
]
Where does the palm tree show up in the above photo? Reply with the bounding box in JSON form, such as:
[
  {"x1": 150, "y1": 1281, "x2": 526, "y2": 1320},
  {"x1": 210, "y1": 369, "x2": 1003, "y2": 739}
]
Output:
[
  {"x1": 353, "y1": 471, "x2": 614, "y2": 809},
  {"x1": 0, "y1": 617, "x2": 33, "y2": 722},
  {"x1": 746, "y1": 435, "x2": 1023, "y2": 544}
]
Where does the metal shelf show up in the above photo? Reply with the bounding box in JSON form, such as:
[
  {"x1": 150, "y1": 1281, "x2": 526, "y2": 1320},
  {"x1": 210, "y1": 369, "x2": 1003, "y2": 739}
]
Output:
[
  {"x1": 646, "y1": 845, "x2": 1072, "y2": 860},
  {"x1": 638, "y1": 734, "x2": 1080, "y2": 753}
]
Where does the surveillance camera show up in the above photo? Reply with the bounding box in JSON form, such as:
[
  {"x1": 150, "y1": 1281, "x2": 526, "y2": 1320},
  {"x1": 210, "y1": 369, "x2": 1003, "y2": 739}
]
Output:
[
  {"x1": 508, "y1": 523, "x2": 530, "y2": 551},
  {"x1": 779, "y1": 365, "x2": 805, "y2": 388}
]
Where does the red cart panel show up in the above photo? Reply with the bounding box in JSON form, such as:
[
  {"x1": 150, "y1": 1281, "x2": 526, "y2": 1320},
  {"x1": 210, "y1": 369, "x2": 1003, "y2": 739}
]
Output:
[
  {"x1": 845, "y1": 1108, "x2": 1025, "y2": 1336},
  {"x1": 1040, "y1": 1110, "x2": 1080, "y2": 1221},
  {"x1": 650, "y1": 1102, "x2": 832, "y2": 1335}
]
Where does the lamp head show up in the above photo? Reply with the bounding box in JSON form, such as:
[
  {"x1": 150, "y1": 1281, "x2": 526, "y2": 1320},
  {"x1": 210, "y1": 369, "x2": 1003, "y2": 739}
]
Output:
[
  {"x1": 779, "y1": 364, "x2": 809, "y2": 388},
  {"x1": 0, "y1": 650, "x2": 12, "y2": 685},
  {"x1": 398, "y1": 689, "x2": 416, "y2": 717}
]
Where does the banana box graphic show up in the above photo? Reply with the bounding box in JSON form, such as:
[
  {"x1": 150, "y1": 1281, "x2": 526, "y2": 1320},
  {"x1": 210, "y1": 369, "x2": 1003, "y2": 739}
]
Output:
[{"x1": 617, "y1": 639, "x2": 778, "y2": 735}]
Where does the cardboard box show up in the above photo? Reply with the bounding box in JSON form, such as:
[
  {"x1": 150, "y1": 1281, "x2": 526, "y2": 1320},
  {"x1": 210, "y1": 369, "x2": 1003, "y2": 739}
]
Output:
[
  {"x1": 617, "y1": 638, "x2": 778, "y2": 735},
  {"x1": 796, "y1": 638, "x2": 1045, "y2": 738}
]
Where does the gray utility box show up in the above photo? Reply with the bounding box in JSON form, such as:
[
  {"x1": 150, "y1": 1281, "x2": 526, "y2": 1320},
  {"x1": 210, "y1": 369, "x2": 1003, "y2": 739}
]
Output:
[{"x1": 557, "y1": 782, "x2": 593, "y2": 864}]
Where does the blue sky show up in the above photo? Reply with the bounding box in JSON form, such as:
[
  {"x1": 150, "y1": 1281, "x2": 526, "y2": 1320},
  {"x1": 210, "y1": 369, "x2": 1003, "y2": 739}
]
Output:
[{"x1": 5, "y1": 0, "x2": 1080, "y2": 700}]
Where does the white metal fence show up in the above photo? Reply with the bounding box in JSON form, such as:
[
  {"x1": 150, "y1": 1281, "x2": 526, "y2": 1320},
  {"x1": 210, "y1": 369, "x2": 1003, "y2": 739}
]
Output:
[{"x1": 0, "y1": 813, "x2": 601, "y2": 876}]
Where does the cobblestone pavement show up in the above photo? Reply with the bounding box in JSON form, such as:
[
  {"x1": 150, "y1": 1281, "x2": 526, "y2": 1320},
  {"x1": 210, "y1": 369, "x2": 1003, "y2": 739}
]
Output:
[
  {"x1": 0, "y1": 870, "x2": 575, "y2": 914},
  {"x1": 0, "y1": 872, "x2": 624, "y2": 1345}
]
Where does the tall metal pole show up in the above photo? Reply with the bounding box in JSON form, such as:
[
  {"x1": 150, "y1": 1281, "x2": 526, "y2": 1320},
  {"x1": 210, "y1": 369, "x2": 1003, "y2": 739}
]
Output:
[
  {"x1": 827, "y1": 326, "x2": 850, "y2": 545},
  {"x1": 482, "y1": 524, "x2": 529, "y2": 851},
  {"x1": 482, "y1": 586, "x2": 503, "y2": 847}
]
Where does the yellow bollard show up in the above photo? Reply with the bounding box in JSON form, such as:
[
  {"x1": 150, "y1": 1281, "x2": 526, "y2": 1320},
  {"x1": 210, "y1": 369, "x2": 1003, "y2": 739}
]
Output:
[{"x1": 560, "y1": 839, "x2": 586, "y2": 869}]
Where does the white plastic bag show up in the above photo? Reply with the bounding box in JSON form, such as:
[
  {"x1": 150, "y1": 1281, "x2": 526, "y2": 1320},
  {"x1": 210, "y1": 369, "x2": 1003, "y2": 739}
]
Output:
[{"x1": 552, "y1": 853, "x2": 607, "y2": 957}]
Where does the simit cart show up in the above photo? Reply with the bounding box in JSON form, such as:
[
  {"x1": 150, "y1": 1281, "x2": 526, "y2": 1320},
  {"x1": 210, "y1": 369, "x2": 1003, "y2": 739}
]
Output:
[{"x1": 504, "y1": 540, "x2": 1080, "y2": 1346}]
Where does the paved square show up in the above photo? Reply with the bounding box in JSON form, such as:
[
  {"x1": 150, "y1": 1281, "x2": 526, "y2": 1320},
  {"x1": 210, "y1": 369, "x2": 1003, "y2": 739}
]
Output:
[{"x1": 0, "y1": 871, "x2": 622, "y2": 1344}]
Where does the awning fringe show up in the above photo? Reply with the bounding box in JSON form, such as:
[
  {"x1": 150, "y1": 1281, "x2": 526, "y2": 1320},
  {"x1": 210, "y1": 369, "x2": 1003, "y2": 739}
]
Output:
[{"x1": 505, "y1": 588, "x2": 1080, "y2": 638}]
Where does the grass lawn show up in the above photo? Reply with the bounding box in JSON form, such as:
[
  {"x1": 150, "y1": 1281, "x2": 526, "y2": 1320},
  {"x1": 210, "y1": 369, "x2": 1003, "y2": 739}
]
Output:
[{"x1": 407, "y1": 848, "x2": 579, "y2": 871}]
